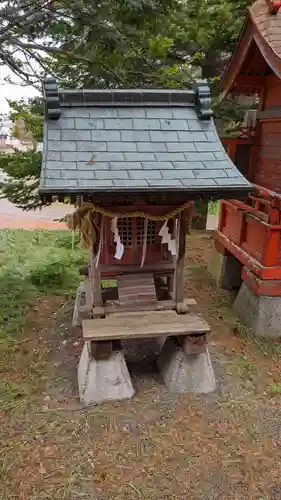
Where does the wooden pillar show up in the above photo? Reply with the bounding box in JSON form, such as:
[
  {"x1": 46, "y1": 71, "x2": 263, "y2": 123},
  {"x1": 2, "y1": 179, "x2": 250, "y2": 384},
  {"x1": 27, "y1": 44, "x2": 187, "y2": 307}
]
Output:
[
  {"x1": 88, "y1": 214, "x2": 103, "y2": 308},
  {"x1": 174, "y1": 209, "x2": 191, "y2": 314},
  {"x1": 167, "y1": 216, "x2": 178, "y2": 296},
  {"x1": 88, "y1": 216, "x2": 104, "y2": 355},
  {"x1": 90, "y1": 252, "x2": 102, "y2": 306}
]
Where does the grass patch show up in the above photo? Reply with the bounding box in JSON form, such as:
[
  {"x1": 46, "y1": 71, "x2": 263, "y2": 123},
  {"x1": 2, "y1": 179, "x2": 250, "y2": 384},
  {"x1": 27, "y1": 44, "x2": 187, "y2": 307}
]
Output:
[
  {"x1": 0, "y1": 229, "x2": 87, "y2": 414},
  {"x1": 0, "y1": 229, "x2": 86, "y2": 338},
  {"x1": 267, "y1": 382, "x2": 281, "y2": 395},
  {"x1": 235, "y1": 354, "x2": 257, "y2": 382},
  {"x1": 102, "y1": 279, "x2": 117, "y2": 289},
  {"x1": 208, "y1": 201, "x2": 220, "y2": 215},
  {"x1": 231, "y1": 319, "x2": 281, "y2": 359},
  {"x1": 0, "y1": 229, "x2": 86, "y2": 316}
]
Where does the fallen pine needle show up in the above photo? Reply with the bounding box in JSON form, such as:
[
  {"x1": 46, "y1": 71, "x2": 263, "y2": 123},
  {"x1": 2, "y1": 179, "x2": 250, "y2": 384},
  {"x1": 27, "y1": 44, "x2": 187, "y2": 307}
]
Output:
[{"x1": 128, "y1": 483, "x2": 142, "y2": 497}]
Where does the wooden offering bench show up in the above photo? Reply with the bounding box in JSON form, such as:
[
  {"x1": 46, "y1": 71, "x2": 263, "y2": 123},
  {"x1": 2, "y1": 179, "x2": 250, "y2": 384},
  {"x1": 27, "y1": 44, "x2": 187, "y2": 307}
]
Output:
[
  {"x1": 71, "y1": 202, "x2": 216, "y2": 404},
  {"x1": 39, "y1": 78, "x2": 251, "y2": 404}
]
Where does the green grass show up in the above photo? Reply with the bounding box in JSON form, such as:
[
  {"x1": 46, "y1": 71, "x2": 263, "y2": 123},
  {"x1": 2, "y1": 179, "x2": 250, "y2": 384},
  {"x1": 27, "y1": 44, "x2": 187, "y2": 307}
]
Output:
[
  {"x1": 267, "y1": 382, "x2": 281, "y2": 395},
  {"x1": 0, "y1": 229, "x2": 87, "y2": 414},
  {"x1": 208, "y1": 201, "x2": 220, "y2": 215},
  {"x1": 0, "y1": 230, "x2": 87, "y2": 336}
]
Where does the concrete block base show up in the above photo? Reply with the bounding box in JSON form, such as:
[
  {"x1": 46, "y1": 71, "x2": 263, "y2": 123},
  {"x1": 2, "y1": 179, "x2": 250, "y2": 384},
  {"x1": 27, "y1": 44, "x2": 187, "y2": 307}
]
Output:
[
  {"x1": 234, "y1": 283, "x2": 281, "y2": 338},
  {"x1": 78, "y1": 342, "x2": 135, "y2": 405},
  {"x1": 72, "y1": 281, "x2": 93, "y2": 327},
  {"x1": 158, "y1": 337, "x2": 216, "y2": 394},
  {"x1": 208, "y1": 246, "x2": 242, "y2": 290}
]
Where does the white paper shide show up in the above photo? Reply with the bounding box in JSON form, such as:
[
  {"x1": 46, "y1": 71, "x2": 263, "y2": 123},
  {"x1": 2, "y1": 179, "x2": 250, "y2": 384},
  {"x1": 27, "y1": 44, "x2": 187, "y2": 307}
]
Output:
[
  {"x1": 158, "y1": 220, "x2": 177, "y2": 256},
  {"x1": 111, "y1": 217, "x2": 124, "y2": 260}
]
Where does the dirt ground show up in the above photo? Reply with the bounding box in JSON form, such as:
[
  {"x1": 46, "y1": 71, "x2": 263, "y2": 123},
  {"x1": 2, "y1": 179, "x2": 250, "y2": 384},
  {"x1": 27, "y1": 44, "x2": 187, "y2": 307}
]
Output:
[
  {"x1": 0, "y1": 198, "x2": 219, "y2": 230},
  {"x1": 2, "y1": 231, "x2": 281, "y2": 500},
  {"x1": 0, "y1": 199, "x2": 68, "y2": 229}
]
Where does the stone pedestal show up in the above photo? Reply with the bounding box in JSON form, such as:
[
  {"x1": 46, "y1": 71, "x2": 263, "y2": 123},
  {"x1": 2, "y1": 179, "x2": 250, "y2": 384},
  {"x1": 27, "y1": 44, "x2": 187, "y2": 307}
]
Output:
[
  {"x1": 78, "y1": 342, "x2": 135, "y2": 405},
  {"x1": 158, "y1": 337, "x2": 216, "y2": 394},
  {"x1": 72, "y1": 280, "x2": 93, "y2": 327},
  {"x1": 234, "y1": 283, "x2": 281, "y2": 338},
  {"x1": 208, "y1": 247, "x2": 242, "y2": 290}
]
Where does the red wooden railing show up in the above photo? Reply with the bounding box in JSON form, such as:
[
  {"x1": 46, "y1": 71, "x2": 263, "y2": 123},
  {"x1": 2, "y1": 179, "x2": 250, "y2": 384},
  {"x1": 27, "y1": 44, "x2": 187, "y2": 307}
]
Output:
[{"x1": 216, "y1": 184, "x2": 281, "y2": 282}]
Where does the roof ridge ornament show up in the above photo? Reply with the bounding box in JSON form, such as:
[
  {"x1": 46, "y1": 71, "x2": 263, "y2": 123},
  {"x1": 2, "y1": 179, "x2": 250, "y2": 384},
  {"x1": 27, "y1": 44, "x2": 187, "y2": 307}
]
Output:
[
  {"x1": 43, "y1": 76, "x2": 61, "y2": 120},
  {"x1": 267, "y1": 0, "x2": 281, "y2": 14},
  {"x1": 194, "y1": 80, "x2": 213, "y2": 120}
]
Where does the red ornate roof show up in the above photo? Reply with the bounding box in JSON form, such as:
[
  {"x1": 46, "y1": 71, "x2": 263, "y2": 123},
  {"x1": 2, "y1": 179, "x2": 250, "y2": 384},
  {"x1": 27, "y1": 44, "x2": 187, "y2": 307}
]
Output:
[
  {"x1": 251, "y1": 0, "x2": 281, "y2": 57},
  {"x1": 219, "y1": 0, "x2": 281, "y2": 98}
]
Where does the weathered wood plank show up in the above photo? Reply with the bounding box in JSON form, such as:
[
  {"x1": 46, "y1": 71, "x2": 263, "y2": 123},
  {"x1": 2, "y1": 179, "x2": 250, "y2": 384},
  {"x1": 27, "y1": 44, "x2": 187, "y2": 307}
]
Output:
[
  {"x1": 90, "y1": 340, "x2": 112, "y2": 360},
  {"x1": 103, "y1": 297, "x2": 196, "y2": 315},
  {"x1": 177, "y1": 334, "x2": 207, "y2": 355},
  {"x1": 89, "y1": 237, "x2": 102, "y2": 307},
  {"x1": 83, "y1": 311, "x2": 210, "y2": 341},
  {"x1": 118, "y1": 273, "x2": 154, "y2": 286},
  {"x1": 175, "y1": 209, "x2": 191, "y2": 307},
  {"x1": 100, "y1": 262, "x2": 175, "y2": 278},
  {"x1": 176, "y1": 301, "x2": 189, "y2": 314},
  {"x1": 119, "y1": 280, "x2": 155, "y2": 289},
  {"x1": 119, "y1": 285, "x2": 155, "y2": 295},
  {"x1": 119, "y1": 293, "x2": 156, "y2": 301},
  {"x1": 117, "y1": 272, "x2": 157, "y2": 304},
  {"x1": 92, "y1": 306, "x2": 105, "y2": 319}
]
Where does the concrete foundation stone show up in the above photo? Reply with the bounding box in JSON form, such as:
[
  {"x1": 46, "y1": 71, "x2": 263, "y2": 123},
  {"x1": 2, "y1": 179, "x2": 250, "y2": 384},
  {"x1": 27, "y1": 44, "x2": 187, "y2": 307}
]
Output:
[
  {"x1": 78, "y1": 342, "x2": 135, "y2": 405},
  {"x1": 158, "y1": 337, "x2": 216, "y2": 394},
  {"x1": 234, "y1": 283, "x2": 281, "y2": 338},
  {"x1": 72, "y1": 280, "x2": 93, "y2": 327},
  {"x1": 208, "y1": 246, "x2": 242, "y2": 290}
]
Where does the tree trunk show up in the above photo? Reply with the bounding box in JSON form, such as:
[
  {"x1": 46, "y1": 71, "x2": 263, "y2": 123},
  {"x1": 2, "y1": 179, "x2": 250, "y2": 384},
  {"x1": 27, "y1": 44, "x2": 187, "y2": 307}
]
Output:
[
  {"x1": 192, "y1": 200, "x2": 208, "y2": 230},
  {"x1": 201, "y1": 49, "x2": 226, "y2": 89},
  {"x1": 192, "y1": 50, "x2": 224, "y2": 230}
]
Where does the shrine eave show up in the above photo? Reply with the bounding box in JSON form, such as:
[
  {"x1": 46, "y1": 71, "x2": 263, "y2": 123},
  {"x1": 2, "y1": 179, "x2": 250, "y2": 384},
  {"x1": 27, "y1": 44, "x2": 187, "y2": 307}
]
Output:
[
  {"x1": 40, "y1": 77, "x2": 252, "y2": 199},
  {"x1": 219, "y1": 0, "x2": 281, "y2": 100}
]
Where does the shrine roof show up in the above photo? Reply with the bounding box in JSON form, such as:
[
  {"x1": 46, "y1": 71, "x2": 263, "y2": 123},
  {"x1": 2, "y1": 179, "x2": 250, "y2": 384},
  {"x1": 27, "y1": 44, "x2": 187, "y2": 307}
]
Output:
[
  {"x1": 219, "y1": 0, "x2": 281, "y2": 98},
  {"x1": 39, "y1": 78, "x2": 251, "y2": 199},
  {"x1": 250, "y1": 0, "x2": 281, "y2": 62}
]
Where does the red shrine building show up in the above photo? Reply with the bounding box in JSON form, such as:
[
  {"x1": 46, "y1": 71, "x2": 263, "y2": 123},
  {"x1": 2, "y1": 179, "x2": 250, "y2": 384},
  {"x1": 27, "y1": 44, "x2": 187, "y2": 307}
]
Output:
[{"x1": 215, "y1": 0, "x2": 281, "y2": 336}]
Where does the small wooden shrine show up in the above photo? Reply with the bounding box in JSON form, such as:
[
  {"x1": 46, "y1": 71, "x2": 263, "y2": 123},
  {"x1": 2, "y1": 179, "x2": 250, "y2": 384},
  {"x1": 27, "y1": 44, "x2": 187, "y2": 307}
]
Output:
[
  {"x1": 40, "y1": 77, "x2": 251, "y2": 404},
  {"x1": 214, "y1": 0, "x2": 281, "y2": 336}
]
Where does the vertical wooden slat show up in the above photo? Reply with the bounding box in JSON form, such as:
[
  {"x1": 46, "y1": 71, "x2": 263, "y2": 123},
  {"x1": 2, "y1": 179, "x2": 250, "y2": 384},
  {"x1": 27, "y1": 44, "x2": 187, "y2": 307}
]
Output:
[
  {"x1": 268, "y1": 199, "x2": 280, "y2": 225},
  {"x1": 89, "y1": 252, "x2": 102, "y2": 306},
  {"x1": 262, "y1": 227, "x2": 280, "y2": 267},
  {"x1": 175, "y1": 209, "x2": 190, "y2": 313}
]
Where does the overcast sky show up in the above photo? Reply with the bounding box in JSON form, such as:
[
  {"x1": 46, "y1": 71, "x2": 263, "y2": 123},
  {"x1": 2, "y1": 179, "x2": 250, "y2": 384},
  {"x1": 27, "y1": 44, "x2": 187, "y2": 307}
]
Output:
[{"x1": 0, "y1": 66, "x2": 40, "y2": 116}]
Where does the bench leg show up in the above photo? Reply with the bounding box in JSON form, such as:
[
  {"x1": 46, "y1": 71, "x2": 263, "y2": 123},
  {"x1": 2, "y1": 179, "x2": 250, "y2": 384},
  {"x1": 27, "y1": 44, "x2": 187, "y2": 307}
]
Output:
[
  {"x1": 157, "y1": 336, "x2": 216, "y2": 394},
  {"x1": 78, "y1": 341, "x2": 135, "y2": 405}
]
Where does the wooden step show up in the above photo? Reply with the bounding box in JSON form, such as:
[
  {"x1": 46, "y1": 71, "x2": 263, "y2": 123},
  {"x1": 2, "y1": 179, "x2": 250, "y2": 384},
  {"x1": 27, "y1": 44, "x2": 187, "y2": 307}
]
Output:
[
  {"x1": 82, "y1": 311, "x2": 210, "y2": 341},
  {"x1": 117, "y1": 273, "x2": 157, "y2": 303}
]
